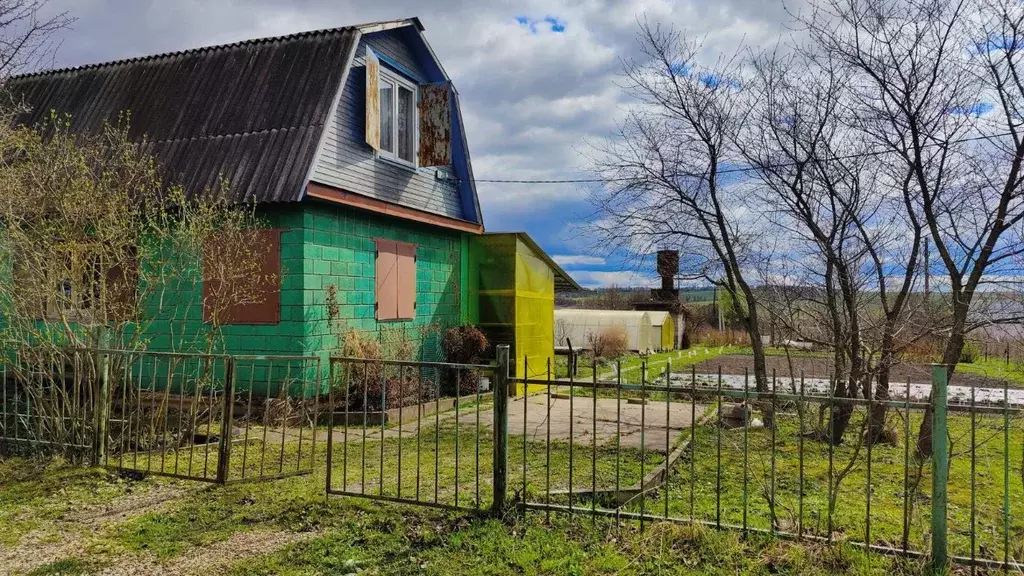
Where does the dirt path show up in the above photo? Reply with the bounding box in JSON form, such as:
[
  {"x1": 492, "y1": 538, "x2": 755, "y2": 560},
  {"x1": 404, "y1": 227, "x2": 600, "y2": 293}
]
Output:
[
  {"x1": 94, "y1": 529, "x2": 318, "y2": 576},
  {"x1": 1, "y1": 484, "x2": 185, "y2": 576}
]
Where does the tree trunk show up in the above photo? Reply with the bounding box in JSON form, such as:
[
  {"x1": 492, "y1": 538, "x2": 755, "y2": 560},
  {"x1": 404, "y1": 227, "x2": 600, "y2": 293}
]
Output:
[
  {"x1": 916, "y1": 307, "x2": 967, "y2": 458},
  {"x1": 744, "y1": 303, "x2": 775, "y2": 428}
]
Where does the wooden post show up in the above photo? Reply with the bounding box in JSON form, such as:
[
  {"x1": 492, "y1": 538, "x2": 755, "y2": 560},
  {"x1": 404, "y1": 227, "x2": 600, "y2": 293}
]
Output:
[
  {"x1": 930, "y1": 364, "x2": 949, "y2": 573},
  {"x1": 92, "y1": 329, "x2": 110, "y2": 467},
  {"x1": 492, "y1": 345, "x2": 510, "y2": 515},
  {"x1": 216, "y1": 358, "x2": 236, "y2": 484}
]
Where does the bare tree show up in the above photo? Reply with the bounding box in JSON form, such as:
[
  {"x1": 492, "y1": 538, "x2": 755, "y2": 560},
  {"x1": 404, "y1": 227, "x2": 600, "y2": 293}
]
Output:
[
  {"x1": 0, "y1": 114, "x2": 269, "y2": 447},
  {"x1": 0, "y1": 0, "x2": 72, "y2": 78},
  {"x1": 587, "y1": 22, "x2": 775, "y2": 423},
  {"x1": 793, "y1": 0, "x2": 1024, "y2": 455}
]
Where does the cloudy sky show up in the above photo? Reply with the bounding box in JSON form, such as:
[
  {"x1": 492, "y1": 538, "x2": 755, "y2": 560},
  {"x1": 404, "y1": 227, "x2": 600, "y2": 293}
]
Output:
[{"x1": 39, "y1": 0, "x2": 796, "y2": 288}]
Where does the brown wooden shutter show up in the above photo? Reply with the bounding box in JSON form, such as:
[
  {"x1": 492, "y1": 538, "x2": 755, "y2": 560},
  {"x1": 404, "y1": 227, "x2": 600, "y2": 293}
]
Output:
[
  {"x1": 365, "y1": 49, "x2": 381, "y2": 151},
  {"x1": 418, "y1": 82, "x2": 452, "y2": 167},
  {"x1": 396, "y1": 242, "x2": 417, "y2": 320},
  {"x1": 374, "y1": 239, "x2": 399, "y2": 321},
  {"x1": 203, "y1": 229, "x2": 281, "y2": 325}
]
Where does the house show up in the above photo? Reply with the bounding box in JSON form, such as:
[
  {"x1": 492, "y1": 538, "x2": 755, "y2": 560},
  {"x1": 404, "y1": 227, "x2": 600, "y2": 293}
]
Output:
[
  {"x1": 467, "y1": 232, "x2": 580, "y2": 390},
  {"x1": 5, "y1": 18, "x2": 486, "y2": 381}
]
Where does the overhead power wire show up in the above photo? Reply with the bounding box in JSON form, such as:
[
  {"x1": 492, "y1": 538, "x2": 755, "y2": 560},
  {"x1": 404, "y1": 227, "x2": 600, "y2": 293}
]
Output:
[{"x1": 472, "y1": 130, "x2": 1017, "y2": 184}]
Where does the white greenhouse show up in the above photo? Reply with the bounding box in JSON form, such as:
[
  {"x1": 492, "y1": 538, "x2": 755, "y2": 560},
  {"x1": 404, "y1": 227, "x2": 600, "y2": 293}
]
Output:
[{"x1": 554, "y1": 309, "x2": 654, "y2": 353}]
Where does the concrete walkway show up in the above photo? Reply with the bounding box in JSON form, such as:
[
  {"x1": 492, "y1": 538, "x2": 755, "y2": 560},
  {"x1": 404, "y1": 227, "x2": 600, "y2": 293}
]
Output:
[{"x1": 292, "y1": 394, "x2": 708, "y2": 454}]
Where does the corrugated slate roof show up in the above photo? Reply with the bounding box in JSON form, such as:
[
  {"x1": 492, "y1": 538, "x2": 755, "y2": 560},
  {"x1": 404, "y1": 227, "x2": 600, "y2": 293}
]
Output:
[{"x1": 4, "y1": 25, "x2": 367, "y2": 203}]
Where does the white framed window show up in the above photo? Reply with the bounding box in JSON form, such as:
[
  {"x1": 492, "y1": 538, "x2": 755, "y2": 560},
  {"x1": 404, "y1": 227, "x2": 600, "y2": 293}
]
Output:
[{"x1": 377, "y1": 69, "x2": 418, "y2": 167}]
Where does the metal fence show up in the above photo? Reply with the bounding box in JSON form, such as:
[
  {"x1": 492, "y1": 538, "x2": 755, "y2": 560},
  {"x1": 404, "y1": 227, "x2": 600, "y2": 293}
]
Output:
[
  {"x1": 322, "y1": 345, "x2": 1024, "y2": 573},
  {"x1": 1, "y1": 347, "x2": 320, "y2": 484},
  {"x1": 325, "y1": 355, "x2": 501, "y2": 512}
]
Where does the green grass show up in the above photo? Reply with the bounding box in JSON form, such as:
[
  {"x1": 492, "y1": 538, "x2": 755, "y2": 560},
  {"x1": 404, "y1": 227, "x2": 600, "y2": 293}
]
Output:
[
  {"x1": 26, "y1": 557, "x2": 93, "y2": 576},
  {"x1": 225, "y1": 513, "x2": 915, "y2": 576},
  {"x1": 954, "y1": 357, "x2": 1024, "y2": 387},
  {"x1": 0, "y1": 457, "x2": 152, "y2": 547}
]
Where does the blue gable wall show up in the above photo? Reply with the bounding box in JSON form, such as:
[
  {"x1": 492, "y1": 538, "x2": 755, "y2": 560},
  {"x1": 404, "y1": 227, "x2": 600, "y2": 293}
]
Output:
[{"x1": 308, "y1": 26, "x2": 481, "y2": 226}]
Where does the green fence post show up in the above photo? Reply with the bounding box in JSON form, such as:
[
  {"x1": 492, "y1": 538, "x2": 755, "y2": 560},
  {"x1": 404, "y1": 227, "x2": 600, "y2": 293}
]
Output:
[
  {"x1": 492, "y1": 345, "x2": 510, "y2": 516},
  {"x1": 930, "y1": 364, "x2": 949, "y2": 573}
]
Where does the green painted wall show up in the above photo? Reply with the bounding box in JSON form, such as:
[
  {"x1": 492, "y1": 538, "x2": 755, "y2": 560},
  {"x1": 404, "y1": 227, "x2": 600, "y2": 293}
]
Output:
[
  {"x1": 139, "y1": 200, "x2": 466, "y2": 395},
  {"x1": 295, "y1": 200, "x2": 465, "y2": 362}
]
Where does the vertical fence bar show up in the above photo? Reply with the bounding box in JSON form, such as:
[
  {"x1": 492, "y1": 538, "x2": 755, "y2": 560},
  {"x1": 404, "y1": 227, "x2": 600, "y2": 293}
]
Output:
[
  {"x1": 1003, "y1": 376, "x2": 1010, "y2": 572},
  {"x1": 970, "y1": 381, "x2": 977, "y2": 576},
  {"x1": 827, "y1": 371, "x2": 834, "y2": 543},
  {"x1": 930, "y1": 364, "x2": 949, "y2": 573},
  {"x1": 523, "y1": 357, "x2": 529, "y2": 516},
  {"x1": 614, "y1": 359, "x2": 621, "y2": 529},
  {"x1": 455, "y1": 365, "x2": 461, "y2": 508},
  {"x1": 476, "y1": 363, "x2": 481, "y2": 511},
  {"x1": 326, "y1": 360, "x2": 335, "y2": 494},
  {"x1": 640, "y1": 361, "x2": 647, "y2": 531},
  {"x1": 434, "y1": 367, "x2": 440, "y2": 504},
  {"x1": 902, "y1": 375, "x2": 911, "y2": 553},
  {"x1": 241, "y1": 360, "x2": 256, "y2": 480},
  {"x1": 743, "y1": 368, "x2": 749, "y2": 534},
  {"x1": 591, "y1": 356, "x2": 597, "y2": 525},
  {"x1": 379, "y1": 363, "x2": 386, "y2": 498},
  {"x1": 865, "y1": 375, "x2": 872, "y2": 547},
  {"x1": 797, "y1": 372, "x2": 804, "y2": 539},
  {"x1": 770, "y1": 370, "x2": 777, "y2": 533},
  {"x1": 689, "y1": 366, "x2": 696, "y2": 522},
  {"x1": 546, "y1": 358, "x2": 553, "y2": 524},
  {"x1": 716, "y1": 366, "x2": 722, "y2": 529},
  {"x1": 416, "y1": 365, "x2": 422, "y2": 502},
  {"x1": 664, "y1": 359, "x2": 671, "y2": 521},
  {"x1": 397, "y1": 365, "x2": 404, "y2": 499},
  {"x1": 569, "y1": 357, "x2": 575, "y2": 518},
  {"x1": 216, "y1": 358, "x2": 235, "y2": 484},
  {"x1": 92, "y1": 347, "x2": 109, "y2": 467},
  {"x1": 492, "y1": 345, "x2": 510, "y2": 515}
]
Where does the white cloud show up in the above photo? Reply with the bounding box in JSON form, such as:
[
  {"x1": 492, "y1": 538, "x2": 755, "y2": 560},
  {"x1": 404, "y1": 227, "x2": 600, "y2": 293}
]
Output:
[
  {"x1": 552, "y1": 254, "x2": 606, "y2": 267},
  {"x1": 570, "y1": 269, "x2": 658, "y2": 289}
]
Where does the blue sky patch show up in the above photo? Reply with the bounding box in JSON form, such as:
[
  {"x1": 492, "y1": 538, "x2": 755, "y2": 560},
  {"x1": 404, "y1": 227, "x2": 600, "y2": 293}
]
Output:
[
  {"x1": 515, "y1": 15, "x2": 566, "y2": 34},
  {"x1": 950, "y1": 102, "x2": 994, "y2": 116}
]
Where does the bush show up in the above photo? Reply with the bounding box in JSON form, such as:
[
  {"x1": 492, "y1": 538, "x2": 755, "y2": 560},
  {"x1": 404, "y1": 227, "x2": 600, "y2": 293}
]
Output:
[
  {"x1": 695, "y1": 328, "x2": 747, "y2": 347},
  {"x1": 960, "y1": 341, "x2": 981, "y2": 364},
  {"x1": 337, "y1": 329, "x2": 432, "y2": 411},
  {"x1": 441, "y1": 325, "x2": 489, "y2": 395},
  {"x1": 587, "y1": 327, "x2": 629, "y2": 360}
]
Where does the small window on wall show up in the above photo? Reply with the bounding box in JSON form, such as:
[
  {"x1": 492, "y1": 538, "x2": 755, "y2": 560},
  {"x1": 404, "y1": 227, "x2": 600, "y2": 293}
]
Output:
[
  {"x1": 374, "y1": 239, "x2": 416, "y2": 321},
  {"x1": 365, "y1": 48, "x2": 454, "y2": 168},
  {"x1": 203, "y1": 229, "x2": 281, "y2": 325}
]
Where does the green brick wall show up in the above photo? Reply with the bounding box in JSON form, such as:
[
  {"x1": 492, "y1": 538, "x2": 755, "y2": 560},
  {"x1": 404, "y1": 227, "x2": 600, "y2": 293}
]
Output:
[
  {"x1": 294, "y1": 200, "x2": 465, "y2": 362},
  {"x1": 62, "y1": 201, "x2": 468, "y2": 396}
]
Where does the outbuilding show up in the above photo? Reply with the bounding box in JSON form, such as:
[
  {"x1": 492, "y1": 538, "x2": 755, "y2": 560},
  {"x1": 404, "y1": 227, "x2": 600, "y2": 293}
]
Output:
[{"x1": 554, "y1": 309, "x2": 654, "y2": 353}]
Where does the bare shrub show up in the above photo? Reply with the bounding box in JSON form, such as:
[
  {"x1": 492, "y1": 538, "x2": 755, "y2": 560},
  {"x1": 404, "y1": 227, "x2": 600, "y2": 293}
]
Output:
[
  {"x1": 441, "y1": 324, "x2": 489, "y2": 395},
  {"x1": 336, "y1": 328, "x2": 433, "y2": 411},
  {"x1": 587, "y1": 327, "x2": 628, "y2": 360},
  {"x1": 694, "y1": 328, "x2": 747, "y2": 348}
]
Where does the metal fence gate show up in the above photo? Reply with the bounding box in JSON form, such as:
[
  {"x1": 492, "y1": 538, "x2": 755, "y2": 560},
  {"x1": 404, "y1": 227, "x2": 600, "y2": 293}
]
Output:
[{"x1": 325, "y1": 354, "x2": 503, "y2": 512}]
